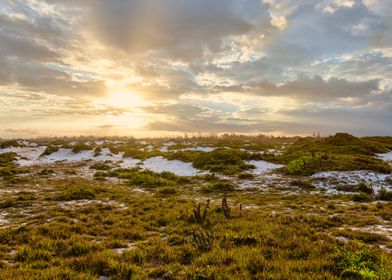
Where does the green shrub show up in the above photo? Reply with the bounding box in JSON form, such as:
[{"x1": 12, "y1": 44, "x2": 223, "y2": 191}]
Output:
[
  {"x1": 157, "y1": 186, "x2": 177, "y2": 196},
  {"x1": 40, "y1": 146, "x2": 59, "y2": 157},
  {"x1": 72, "y1": 143, "x2": 92, "y2": 153},
  {"x1": 351, "y1": 193, "x2": 374, "y2": 202},
  {"x1": 376, "y1": 189, "x2": 392, "y2": 201},
  {"x1": 0, "y1": 152, "x2": 17, "y2": 164},
  {"x1": 333, "y1": 247, "x2": 391, "y2": 279},
  {"x1": 200, "y1": 182, "x2": 235, "y2": 193},
  {"x1": 192, "y1": 149, "x2": 255, "y2": 175},
  {"x1": 285, "y1": 154, "x2": 326, "y2": 175},
  {"x1": 90, "y1": 162, "x2": 111, "y2": 170},
  {"x1": 55, "y1": 187, "x2": 96, "y2": 201},
  {"x1": 238, "y1": 173, "x2": 255, "y2": 180},
  {"x1": 0, "y1": 140, "x2": 20, "y2": 149}
]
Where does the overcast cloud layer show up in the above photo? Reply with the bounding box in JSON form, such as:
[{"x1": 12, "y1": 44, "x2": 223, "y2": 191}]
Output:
[{"x1": 0, "y1": 0, "x2": 391, "y2": 137}]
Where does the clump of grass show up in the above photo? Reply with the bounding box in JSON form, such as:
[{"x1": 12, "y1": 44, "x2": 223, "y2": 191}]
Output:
[
  {"x1": 200, "y1": 182, "x2": 235, "y2": 193},
  {"x1": 333, "y1": 247, "x2": 391, "y2": 279},
  {"x1": 38, "y1": 168, "x2": 55, "y2": 176},
  {"x1": 156, "y1": 186, "x2": 177, "y2": 196},
  {"x1": 0, "y1": 152, "x2": 17, "y2": 163},
  {"x1": 40, "y1": 146, "x2": 59, "y2": 157},
  {"x1": 90, "y1": 162, "x2": 111, "y2": 171},
  {"x1": 238, "y1": 173, "x2": 255, "y2": 180},
  {"x1": 54, "y1": 186, "x2": 96, "y2": 201},
  {"x1": 190, "y1": 200, "x2": 210, "y2": 225},
  {"x1": 351, "y1": 192, "x2": 374, "y2": 202},
  {"x1": 192, "y1": 149, "x2": 256, "y2": 175},
  {"x1": 72, "y1": 143, "x2": 92, "y2": 153},
  {"x1": 107, "y1": 168, "x2": 190, "y2": 188},
  {"x1": 0, "y1": 152, "x2": 19, "y2": 177},
  {"x1": 285, "y1": 153, "x2": 327, "y2": 175},
  {"x1": 289, "y1": 180, "x2": 315, "y2": 190},
  {"x1": 0, "y1": 139, "x2": 20, "y2": 149},
  {"x1": 337, "y1": 182, "x2": 374, "y2": 194},
  {"x1": 189, "y1": 229, "x2": 214, "y2": 252},
  {"x1": 376, "y1": 189, "x2": 392, "y2": 201},
  {"x1": 94, "y1": 147, "x2": 102, "y2": 156}
]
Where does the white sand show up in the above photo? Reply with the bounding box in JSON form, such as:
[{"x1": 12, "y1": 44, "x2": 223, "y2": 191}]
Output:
[
  {"x1": 312, "y1": 171, "x2": 392, "y2": 193},
  {"x1": 377, "y1": 151, "x2": 392, "y2": 161},
  {"x1": 141, "y1": 156, "x2": 204, "y2": 176},
  {"x1": 247, "y1": 160, "x2": 284, "y2": 174}
]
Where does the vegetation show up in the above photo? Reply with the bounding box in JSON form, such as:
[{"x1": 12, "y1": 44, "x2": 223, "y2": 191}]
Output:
[
  {"x1": 0, "y1": 135, "x2": 391, "y2": 279},
  {"x1": 192, "y1": 149, "x2": 257, "y2": 175},
  {"x1": 40, "y1": 146, "x2": 59, "y2": 157}
]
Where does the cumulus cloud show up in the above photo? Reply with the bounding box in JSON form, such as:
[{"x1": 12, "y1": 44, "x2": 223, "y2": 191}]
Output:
[{"x1": 0, "y1": 0, "x2": 391, "y2": 136}]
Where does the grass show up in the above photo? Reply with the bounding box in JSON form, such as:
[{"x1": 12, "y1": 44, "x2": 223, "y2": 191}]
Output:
[
  {"x1": 40, "y1": 146, "x2": 59, "y2": 157},
  {"x1": 192, "y1": 149, "x2": 257, "y2": 175},
  {"x1": 280, "y1": 133, "x2": 392, "y2": 175}
]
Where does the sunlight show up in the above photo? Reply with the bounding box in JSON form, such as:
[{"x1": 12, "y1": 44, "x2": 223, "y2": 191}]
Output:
[{"x1": 102, "y1": 90, "x2": 144, "y2": 108}]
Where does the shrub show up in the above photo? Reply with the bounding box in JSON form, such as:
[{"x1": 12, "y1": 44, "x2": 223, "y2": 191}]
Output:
[
  {"x1": 0, "y1": 152, "x2": 17, "y2": 164},
  {"x1": 285, "y1": 153, "x2": 327, "y2": 175},
  {"x1": 200, "y1": 182, "x2": 235, "y2": 193},
  {"x1": 55, "y1": 187, "x2": 96, "y2": 201},
  {"x1": 90, "y1": 162, "x2": 111, "y2": 170},
  {"x1": 193, "y1": 149, "x2": 255, "y2": 175},
  {"x1": 0, "y1": 140, "x2": 20, "y2": 149},
  {"x1": 351, "y1": 192, "x2": 373, "y2": 202},
  {"x1": 189, "y1": 230, "x2": 214, "y2": 252},
  {"x1": 376, "y1": 189, "x2": 392, "y2": 201},
  {"x1": 40, "y1": 146, "x2": 59, "y2": 157},
  {"x1": 289, "y1": 180, "x2": 315, "y2": 190},
  {"x1": 333, "y1": 247, "x2": 391, "y2": 279},
  {"x1": 238, "y1": 173, "x2": 255, "y2": 180},
  {"x1": 157, "y1": 186, "x2": 177, "y2": 196},
  {"x1": 72, "y1": 143, "x2": 92, "y2": 153}
]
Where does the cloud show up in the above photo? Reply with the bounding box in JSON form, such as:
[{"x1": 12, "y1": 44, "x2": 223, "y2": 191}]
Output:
[
  {"x1": 89, "y1": 0, "x2": 264, "y2": 60},
  {"x1": 0, "y1": 0, "x2": 392, "y2": 136},
  {"x1": 249, "y1": 75, "x2": 381, "y2": 101}
]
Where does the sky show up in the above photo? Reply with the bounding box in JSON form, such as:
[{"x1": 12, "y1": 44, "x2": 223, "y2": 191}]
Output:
[{"x1": 0, "y1": 0, "x2": 391, "y2": 138}]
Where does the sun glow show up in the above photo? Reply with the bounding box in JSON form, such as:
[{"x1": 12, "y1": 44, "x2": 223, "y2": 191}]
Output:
[{"x1": 99, "y1": 90, "x2": 144, "y2": 108}]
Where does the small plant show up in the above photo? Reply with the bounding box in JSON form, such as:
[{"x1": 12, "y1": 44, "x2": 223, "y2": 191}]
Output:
[
  {"x1": 289, "y1": 180, "x2": 315, "y2": 190},
  {"x1": 90, "y1": 162, "x2": 111, "y2": 170},
  {"x1": 94, "y1": 147, "x2": 102, "y2": 156},
  {"x1": 190, "y1": 200, "x2": 210, "y2": 225},
  {"x1": 222, "y1": 193, "x2": 231, "y2": 219},
  {"x1": 157, "y1": 186, "x2": 177, "y2": 196},
  {"x1": 54, "y1": 186, "x2": 96, "y2": 201},
  {"x1": 238, "y1": 172, "x2": 255, "y2": 180},
  {"x1": 332, "y1": 247, "x2": 391, "y2": 279},
  {"x1": 72, "y1": 143, "x2": 92, "y2": 153},
  {"x1": 351, "y1": 192, "x2": 374, "y2": 202},
  {"x1": 40, "y1": 146, "x2": 59, "y2": 157},
  {"x1": 376, "y1": 188, "x2": 392, "y2": 201},
  {"x1": 38, "y1": 168, "x2": 54, "y2": 176},
  {"x1": 189, "y1": 229, "x2": 214, "y2": 252},
  {"x1": 200, "y1": 182, "x2": 235, "y2": 193}
]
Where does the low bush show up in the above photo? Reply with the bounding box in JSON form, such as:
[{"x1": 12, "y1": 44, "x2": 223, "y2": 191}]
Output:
[
  {"x1": 200, "y1": 182, "x2": 235, "y2": 193},
  {"x1": 40, "y1": 146, "x2": 59, "y2": 157},
  {"x1": 54, "y1": 186, "x2": 96, "y2": 201},
  {"x1": 376, "y1": 189, "x2": 392, "y2": 201},
  {"x1": 333, "y1": 247, "x2": 391, "y2": 279},
  {"x1": 90, "y1": 162, "x2": 111, "y2": 171},
  {"x1": 157, "y1": 186, "x2": 177, "y2": 196}
]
